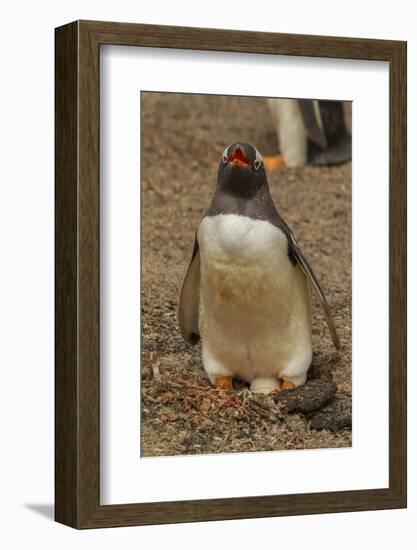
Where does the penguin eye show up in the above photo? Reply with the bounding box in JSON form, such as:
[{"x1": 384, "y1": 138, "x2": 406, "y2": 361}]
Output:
[
  {"x1": 253, "y1": 147, "x2": 263, "y2": 170},
  {"x1": 222, "y1": 154, "x2": 228, "y2": 164}
]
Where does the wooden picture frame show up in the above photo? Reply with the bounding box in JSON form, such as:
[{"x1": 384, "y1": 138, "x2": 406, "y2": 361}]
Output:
[{"x1": 55, "y1": 20, "x2": 407, "y2": 528}]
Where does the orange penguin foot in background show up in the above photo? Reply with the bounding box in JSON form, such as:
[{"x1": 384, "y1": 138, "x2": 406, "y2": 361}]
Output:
[
  {"x1": 215, "y1": 376, "x2": 233, "y2": 390},
  {"x1": 281, "y1": 379, "x2": 296, "y2": 391},
  {"x1": 263, "y1": 154, "x2": 286, "y2": 170}
]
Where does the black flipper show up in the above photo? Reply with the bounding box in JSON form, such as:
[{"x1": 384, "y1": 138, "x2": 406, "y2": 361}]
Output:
[
  {"x1": 177, "y1": 235, "x2": 201, "y2": 344},
  {"x1": 279, "y1": 216, "x2": 341, "y2": 351},
  {"x1": 308, "y1": 101, "x2": 352, "y2": 166},
  {"x1": 298, "y1": 99, "x2": 327, "y2": 149}
]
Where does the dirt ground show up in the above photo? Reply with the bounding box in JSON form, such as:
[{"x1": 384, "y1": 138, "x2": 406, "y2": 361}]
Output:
[{"x1": 140, "y1": 92, "x2": 352, "y2": 457}]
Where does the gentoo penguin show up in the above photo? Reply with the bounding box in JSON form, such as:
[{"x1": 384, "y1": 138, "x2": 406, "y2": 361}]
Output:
[
  {"x1": 264, "y1": 99, "x2": 352, "y2": 169},
  {"x1": 178, "y1": 143, "x2": 340, "y2": 394}
]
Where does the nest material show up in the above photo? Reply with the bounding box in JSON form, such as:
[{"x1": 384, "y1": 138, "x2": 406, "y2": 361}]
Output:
[{"x1": 141, "y1": 351, "x2": 351, "y2": 456}]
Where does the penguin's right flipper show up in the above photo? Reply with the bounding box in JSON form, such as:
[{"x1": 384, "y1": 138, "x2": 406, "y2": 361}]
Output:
[
  {"x1": 298, "y1": 99, "x2": 328, "y2": 150},
  {"x1": 178, "y1": 235, "x2": 201, "y2": 344}
]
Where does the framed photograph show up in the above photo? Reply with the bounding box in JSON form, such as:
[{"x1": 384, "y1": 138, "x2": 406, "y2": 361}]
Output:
[{"x1": 55, "y1": 20, "x2": 406, "y2": 528}]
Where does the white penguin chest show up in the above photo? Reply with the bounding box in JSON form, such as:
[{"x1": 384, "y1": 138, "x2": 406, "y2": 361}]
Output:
[
  {"x1": 196, "y1": 213, "x2": 312, "y2": 383},
  {"x1": 197, "y1": 214, "x2": 294, "y2": 305}
]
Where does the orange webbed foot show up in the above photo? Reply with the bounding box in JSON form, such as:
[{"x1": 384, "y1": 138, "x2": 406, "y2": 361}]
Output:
[
  {"x1": 263, "y1": 154, "x2": 286, "y2": 170},
  {"x1": 281, "y1": 380, "x2": 296, "y2": 391},
  {"x1": 215, "y1": 376, "x2": 233, "y2": 391}
]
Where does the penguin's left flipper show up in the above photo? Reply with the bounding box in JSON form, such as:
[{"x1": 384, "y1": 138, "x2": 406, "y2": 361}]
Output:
[
  {"x1": 177, "y1": 235, "x2": 201, "y2": 345},
  {"x1": 282, "y1": 221, "x2": 341, "y2": 351}
]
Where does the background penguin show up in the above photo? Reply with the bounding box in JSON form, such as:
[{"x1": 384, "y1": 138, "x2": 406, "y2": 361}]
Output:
[
  {"x1": 178, "y1": 143, "x2": 340, "y2": 394},
  {"x1": 264, "y1": 99, "x2": 352, "y2": 170}
]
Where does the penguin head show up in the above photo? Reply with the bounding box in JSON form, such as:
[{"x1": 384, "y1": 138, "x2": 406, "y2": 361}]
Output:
[{"x1": 217, "y1": 143, "x2": 268, "y2": 197}]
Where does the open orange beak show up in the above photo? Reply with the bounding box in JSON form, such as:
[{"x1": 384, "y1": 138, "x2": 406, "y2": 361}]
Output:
[{"x1": 229, "y1": 146, "x2": 251, "y2": 168}]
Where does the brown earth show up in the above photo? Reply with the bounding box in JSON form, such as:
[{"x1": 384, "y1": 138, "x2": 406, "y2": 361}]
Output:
[{"x1": 140, "y1": 92, "x2": 352, "y2": 457}]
